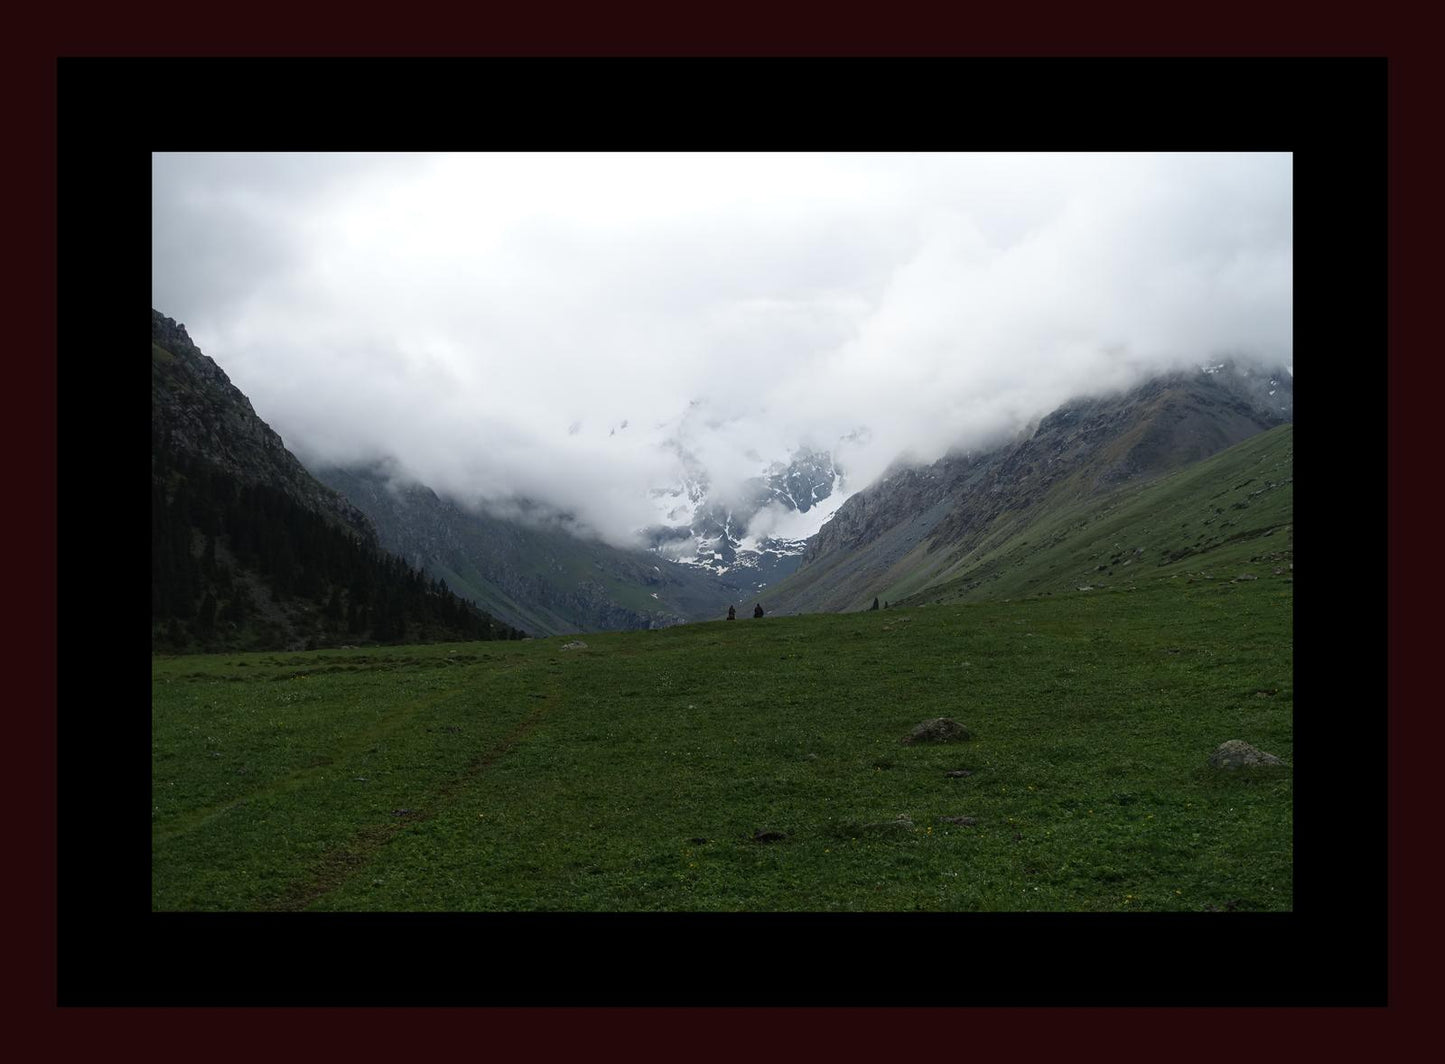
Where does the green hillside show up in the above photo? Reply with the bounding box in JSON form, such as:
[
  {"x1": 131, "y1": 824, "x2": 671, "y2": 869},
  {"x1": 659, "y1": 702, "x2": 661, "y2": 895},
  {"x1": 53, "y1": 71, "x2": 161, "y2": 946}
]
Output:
[
  {"x1": 780, "y1": 424, "x2": 1293, "y2": 613},
  {"x1": 901, "y1": 423, "x2": 1293, "y2": 606},
  {"x1": 768, "y1": 365, "x2": 1291, "y2": 616},
  {"x1": 153, "y1": 570, "x2": 1292, "y2": 912}
]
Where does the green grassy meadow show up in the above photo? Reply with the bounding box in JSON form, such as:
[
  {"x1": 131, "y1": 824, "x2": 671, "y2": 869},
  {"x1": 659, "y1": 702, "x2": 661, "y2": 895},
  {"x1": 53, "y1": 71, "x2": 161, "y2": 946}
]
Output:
[{"x1": 153, "y1": 572, "x2": 1292, "y2": 911}]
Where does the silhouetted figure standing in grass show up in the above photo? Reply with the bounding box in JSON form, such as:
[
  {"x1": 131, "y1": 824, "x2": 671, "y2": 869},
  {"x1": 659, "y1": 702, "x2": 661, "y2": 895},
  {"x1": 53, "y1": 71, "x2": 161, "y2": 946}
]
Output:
[
  {"x1": 753, "y1": 603, "x2": 764, "y2": 618},
  {"x1": 870, "y1": 597, "x2": 880, "y2": 610},
  {"x1": 727, "y1": 605, "x2": 736, "y2": 620}
]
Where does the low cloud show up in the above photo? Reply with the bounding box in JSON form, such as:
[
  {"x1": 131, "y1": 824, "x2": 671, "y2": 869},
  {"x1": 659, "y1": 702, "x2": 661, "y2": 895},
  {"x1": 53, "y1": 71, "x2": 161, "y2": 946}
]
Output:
[{"x1": 153, "y1": 152, "x2": 1292, "y2": 546}]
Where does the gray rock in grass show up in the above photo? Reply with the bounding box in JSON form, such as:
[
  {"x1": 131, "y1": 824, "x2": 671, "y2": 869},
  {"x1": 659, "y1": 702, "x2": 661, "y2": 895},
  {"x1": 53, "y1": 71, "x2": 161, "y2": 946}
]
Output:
[
  {"x1": 904, "y1": 718, "x2": 971, "y2": 744},
  {"x1": 1208, "y1": 740, "x2": 1284, "y2": 769}
]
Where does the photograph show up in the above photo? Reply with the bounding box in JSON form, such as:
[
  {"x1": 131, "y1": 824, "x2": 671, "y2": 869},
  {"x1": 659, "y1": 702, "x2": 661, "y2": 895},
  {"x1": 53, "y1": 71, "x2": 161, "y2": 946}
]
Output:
[{"x1": 150, "y1": 149, "x2": 1297, "y2": 917}]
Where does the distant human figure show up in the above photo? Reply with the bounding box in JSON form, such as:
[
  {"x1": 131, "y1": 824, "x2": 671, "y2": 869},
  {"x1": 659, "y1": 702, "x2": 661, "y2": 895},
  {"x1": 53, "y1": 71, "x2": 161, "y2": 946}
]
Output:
[
  {"x1": 753, "y1": 603, "x2": 764, "y2": 618},
  {"x1": 870, "y1": 597, "x2": 880, "y2": 611},
  {"x1": 727, "y1": 605, "x2": 736, "y2": 621}
]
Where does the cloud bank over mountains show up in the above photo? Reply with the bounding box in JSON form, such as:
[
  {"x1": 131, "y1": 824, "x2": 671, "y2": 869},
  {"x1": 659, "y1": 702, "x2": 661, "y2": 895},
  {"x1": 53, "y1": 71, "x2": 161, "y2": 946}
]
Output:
[{"x1": 153, "y1": 151, "x2": 1292, "y2": 546}]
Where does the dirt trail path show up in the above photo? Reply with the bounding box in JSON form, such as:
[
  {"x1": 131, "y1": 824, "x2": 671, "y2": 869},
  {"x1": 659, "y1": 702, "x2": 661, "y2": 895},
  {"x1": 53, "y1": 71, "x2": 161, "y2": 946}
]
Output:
[{"x1": 265, "y1": 682, "x2": 561, "y2": 912}]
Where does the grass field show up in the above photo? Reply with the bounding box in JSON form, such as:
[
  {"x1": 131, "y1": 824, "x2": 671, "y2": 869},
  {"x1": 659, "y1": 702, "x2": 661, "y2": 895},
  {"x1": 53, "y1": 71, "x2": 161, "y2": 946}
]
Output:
[{"x1": 153, "y1": 571, "x2": 1292, "y2": 912}]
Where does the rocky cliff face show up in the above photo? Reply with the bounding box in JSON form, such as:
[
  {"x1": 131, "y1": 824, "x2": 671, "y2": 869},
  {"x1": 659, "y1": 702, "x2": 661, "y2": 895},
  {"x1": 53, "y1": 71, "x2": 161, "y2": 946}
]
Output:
[
  {"x1": 759, "y1": 446, "x2": 841, "y2": 515},
  {"x1": 151, "y1": 309, "x2": 376, "y2": 544},
  {"x1": 803, "y1": 458, "x2": 965, "y2": 566}
]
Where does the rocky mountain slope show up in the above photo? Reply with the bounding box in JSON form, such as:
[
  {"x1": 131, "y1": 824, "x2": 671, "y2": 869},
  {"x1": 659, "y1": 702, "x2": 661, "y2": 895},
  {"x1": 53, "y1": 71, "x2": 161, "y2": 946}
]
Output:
[
  {"x1": 890, "y1": 421, "x2": 1293, "y2": 609},
  {"x1": 312, "y1": 462, "x2": 747, "y2": 636},
  {"x1": 152, "y1": 310, "x2": 520, "y2": 651},
  {"x1": 768, "y1": 363, "x2": 1292, "y2": 614},
  {"x1": 151, "y1": 310, "x2": 374, "y2": 542},
  {"x1": 310, "y1": 442, "x2": 850, "y2": 637}
]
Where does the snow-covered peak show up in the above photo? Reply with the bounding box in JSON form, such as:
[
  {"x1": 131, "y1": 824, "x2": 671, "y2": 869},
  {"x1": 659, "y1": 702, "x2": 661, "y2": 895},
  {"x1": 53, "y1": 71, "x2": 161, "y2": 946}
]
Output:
[{"x1": 639, "y1": 433, "x2": 852, "y2": 593}]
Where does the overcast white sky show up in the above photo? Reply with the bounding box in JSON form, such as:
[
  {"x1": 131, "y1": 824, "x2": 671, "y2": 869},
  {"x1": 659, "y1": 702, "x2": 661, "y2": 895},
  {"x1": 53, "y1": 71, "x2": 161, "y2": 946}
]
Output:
[{"x1": 152, "y1": 152, "x2": 1292, "y2": 546}]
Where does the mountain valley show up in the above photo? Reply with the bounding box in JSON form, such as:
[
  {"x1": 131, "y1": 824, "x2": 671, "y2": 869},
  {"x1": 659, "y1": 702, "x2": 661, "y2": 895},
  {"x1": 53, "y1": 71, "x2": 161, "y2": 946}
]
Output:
[{"x1": 152, "y1": 308, "x2": 1292, "y2": 646}]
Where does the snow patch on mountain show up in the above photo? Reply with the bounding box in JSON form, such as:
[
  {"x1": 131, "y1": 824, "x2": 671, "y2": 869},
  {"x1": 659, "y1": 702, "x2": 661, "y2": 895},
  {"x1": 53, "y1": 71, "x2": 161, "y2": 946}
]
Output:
[
  {"x1": 737, "y1": 489, "x2": 854, "y2": 553},
  {"x1": 648, "y1": 474, "x2": 708, "y2": 526},
  {"x1": 638, "y1": 433, "x2": 855, "y2": 593}
]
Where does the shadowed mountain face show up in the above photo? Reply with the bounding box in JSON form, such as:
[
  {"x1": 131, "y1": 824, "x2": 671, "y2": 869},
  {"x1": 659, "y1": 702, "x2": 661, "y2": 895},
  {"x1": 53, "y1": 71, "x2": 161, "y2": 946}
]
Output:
[
  {"x1": 312, "y1": 441, "x2": 849, "y2": 637},
  {"x1": 152, "y1": 310, "x2": 521, "y2": 652},
  {"x1": 768, "y1": 363, "x2": 1293, "y2": 614},
  {"x1": 311, "y1": 463, "x2": 746, "y2": 637},
  {"x1": 151, "y1": 310, "x2": 375, "y2": 543}
]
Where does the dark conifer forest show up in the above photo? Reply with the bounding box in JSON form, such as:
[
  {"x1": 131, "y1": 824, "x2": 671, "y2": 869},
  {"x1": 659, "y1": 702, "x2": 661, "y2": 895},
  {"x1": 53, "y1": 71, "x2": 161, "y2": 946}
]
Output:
[{"x1": 151, "y1": 436, "x2": 523, "y2": 652}]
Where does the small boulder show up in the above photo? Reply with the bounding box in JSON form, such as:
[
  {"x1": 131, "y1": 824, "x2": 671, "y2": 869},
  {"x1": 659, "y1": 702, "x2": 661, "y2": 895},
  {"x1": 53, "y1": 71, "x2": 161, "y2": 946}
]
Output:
[
  {"x1": 753, "y1": 829, "x2": 787, "y2": 843},
  {"x1": 937, "y1": 815, "x2": 977, "y2": 826},
  {"x1": 904, "y1": 718, "x2": 971, "y2": 744},
  {"x1": 944, "y1": 769, "x2": 973, "y2": 778},
  {"x1": 1209, "y1": 740, "x2": 1284, "y2": 769},
  {"x1": 560, "y1": 640, "x2": 588, "y2": 651}
]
